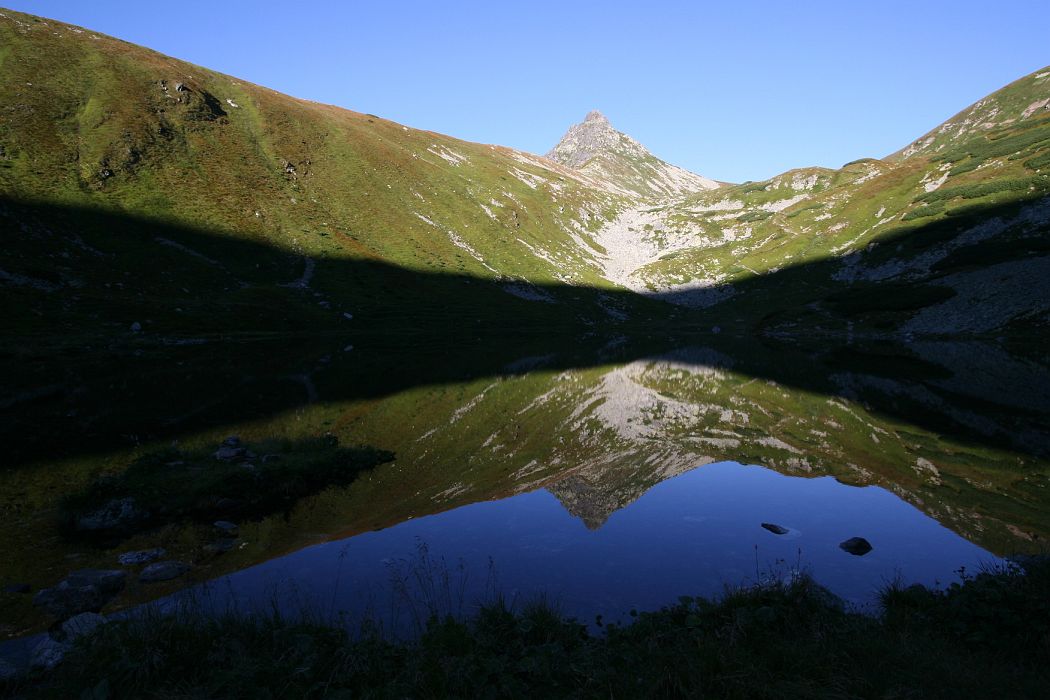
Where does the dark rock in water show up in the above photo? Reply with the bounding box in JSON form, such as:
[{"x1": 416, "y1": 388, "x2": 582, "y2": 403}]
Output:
[
  {"x1": 213, "y1": 520, "x2": 238, "y2": 535},
  {"x1": 761, "y1": 523, "x2": 790, "y2": 535},
  {"x1": 3, "y1": 583, "x2": 30, "y2": 594},
  {"x1": 74, "y1": 497, "x2": 144, "y2": 532},
  {"x1": 65, "y1": 569, "x2": 126, "y2": 595},
  {"x1": 222, "y1": 435, "x2": 242, "y2": 447},
  {"x1": 839, "y1": 537, "x2": 873, "y2": 556},
  {"x1": 139, "y1": 561, "x2": 190, "y2": 583},
  {"x1": 118, "y1": 548, "x2": 167, "y2": 566}
]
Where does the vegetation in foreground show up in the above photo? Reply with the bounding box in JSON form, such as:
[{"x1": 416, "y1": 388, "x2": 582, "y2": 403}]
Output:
[{"x1": 10, "y1": 559, "x2": 1050, "y2": 699}]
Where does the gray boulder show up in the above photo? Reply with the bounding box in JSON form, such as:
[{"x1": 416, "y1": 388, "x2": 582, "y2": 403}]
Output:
[
  {"x1": 139, "y1": 561, "x2": 190, "y2": 583},
  {"x1": 74, "y1": 497, "x2": 143, "y2": 532},
  {"x1": 213, "y1": 520, "x2": 238, "y2": 535},
  {"x1": 118, "y1": 548, "x2": 167, "y2": 566},
  {"x1": 203, "y1": 538, "x2": 237, "y2": 555},
  {"x1": 33, "y1": 570, "x2": 125, "y2": 620},
  {"x1": 29, "y1": 637, "x2": 69, "y2": 670},
  {"x1": 0, "y1": 657, "x2": 20, "y2": 682},
  {"x1": 839, "y1": 537, "x2": 873, "y2": 556},
  {"x1": 57, "y1": 612, "x2": 106, "y2": 643},
  {"x1": 214, "y1": 437, "x2": 251, "y2": 461},
  {"x1": 65, "y1": 569, "x2": 126, "y2": 595}
]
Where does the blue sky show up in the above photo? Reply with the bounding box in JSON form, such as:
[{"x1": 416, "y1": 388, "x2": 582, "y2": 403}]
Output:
[{"x1": 6, "y1": 1, "x2": 1049, "y2": 182}]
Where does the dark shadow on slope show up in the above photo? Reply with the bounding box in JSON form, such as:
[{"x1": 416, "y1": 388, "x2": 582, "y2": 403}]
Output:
[{"x1": 1, "y1": 195, "x2": 1048, "y2": 467}]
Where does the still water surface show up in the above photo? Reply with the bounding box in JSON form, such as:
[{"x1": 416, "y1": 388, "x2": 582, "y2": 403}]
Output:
[
  {"x1": 1, "y1": 334, "x2": 1047, "y2": 640},
  {"x1": 173, "y1": 462, "x2": 999, "y2": 630}
]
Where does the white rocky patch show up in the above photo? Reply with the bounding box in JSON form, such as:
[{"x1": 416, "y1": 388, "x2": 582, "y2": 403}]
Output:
[
  {"x1": 426, "y1": 144, "x2": 468, "y2": 166},
  {"x1": 1021, "y1": 98, "x2": 1050, "y2": 119}
]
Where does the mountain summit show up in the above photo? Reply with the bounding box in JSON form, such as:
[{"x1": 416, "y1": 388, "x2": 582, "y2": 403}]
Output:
[{"x1": 545, "y1": 111, "x2": 721, "y2": 198}]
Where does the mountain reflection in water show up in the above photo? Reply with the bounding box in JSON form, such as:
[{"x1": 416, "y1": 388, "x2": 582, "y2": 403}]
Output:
[{"x1": 1, "y1": 333, "x2": 1047, "y2": 636}]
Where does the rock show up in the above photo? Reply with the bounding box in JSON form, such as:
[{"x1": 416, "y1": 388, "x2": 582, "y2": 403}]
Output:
[
  {"x1": 213, "y1": 520, "x2": 238, "y2": 535},
  {"x1": 130, "y1": 321, "x2": 141, "y2": 332},
  {"x1": 64, "y1": 569, "x2": 126, "y2": 596},
  {"x1": 117, "y1": 548, "x2": 167, "y2": 566},
  {"x1": 214, "y1": 437, "x2": 251, "y2": 462},
  {"x1": 343, "y1": 312, "x2": 353, "y2": 320},
  {"x1": 33, "y1": 570, "x2": 124, "y2": 620},
  {"x1": 839, "y1": 537, "x2": 873, "y2": 556},
  {"x1": 33, "y1": 582, "x2": 106, "y2": 619},
  {"x1": 29, "y1": 637, "x2": 69, "y2": 670},
  {"x1": 214, "y1": 445, "x2": 248, "y2": 461},
  {"x1": 203, "y1": 538, "x2": 237, "y2": 555},
  {"x1": 761, "y1": 523, "x2": 790, "y2": 535},
  {"x1": 0, "y1": 656, "x2": 20, "y2": 682},
  {"x1": 139, "y1": 561, "x2": 190, "y2": 583},
  {"x1": 58, "y1": 612, "x2": 106, "y2": 643},
  {"x1": 75, "y1": 497, "x2": 143, "y2": 532},
  {"x1": 174, "y1": 82, "x2": 186, "y2": 92},
  {"x1": 3, "y1": 583, "x2": 30, "y2": 594},
  {"x1": 261, "y1": 454, "x2": 281, "y2": 464}
]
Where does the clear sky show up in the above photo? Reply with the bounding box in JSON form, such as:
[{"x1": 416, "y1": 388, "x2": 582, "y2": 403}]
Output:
[{"x1": 5, "y1": 1, "x2": 1049, "y2": 183}]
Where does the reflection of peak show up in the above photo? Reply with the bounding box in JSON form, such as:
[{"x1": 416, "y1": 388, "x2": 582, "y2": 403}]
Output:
[{"x1": 545, "y1": 475, "x2": 626, "y2": 530}]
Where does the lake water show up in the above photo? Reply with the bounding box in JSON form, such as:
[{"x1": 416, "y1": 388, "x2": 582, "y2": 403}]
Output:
[{"x1": 1, "y1": 333, "x2": 1047, "y2": 640}]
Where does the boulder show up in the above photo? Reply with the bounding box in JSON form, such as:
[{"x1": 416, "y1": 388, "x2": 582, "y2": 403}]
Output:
[
  {"x1": 214, "y1": 437, "x2": 251, "y2": 462},
  {"x1": 64, "y1": 569, "x2": 126, "y2": 596},
  {"x1": 839, "y1": 537, "x2": 873, "y2": 556},
  {"x1": 74, "y1": 497, "x2": 143, "y2": 532},
  {"x1": 139, "y1": 561, "x2": 190, "y2": 583},
  {"x1": 29, "y1": 637, "x2": 69, "y2": 670},
  {"x1": 761, "y1": 523, "x2": 789, "y2": 535},
  {"x1": 118, "y1": 548, "x2": 167, "y2": 566},
  {"x1": 33, "y1": 583, "x2": 107, "y2": 620},
  {"x1": 213, "y1": 520, "x2": 238, "y2": 535},
  {"x1": 204, "y1": 538, "x2": 237, "y2": 555},
  {"x1": 33, "y1": 570, "x2": 125, "y2": 620},
  {"x1": 58, "y1": 612, "x2": 106, "y2": 643},
  {"x1": 0, "y1": 657, "x2": 20, "y2": 682}
]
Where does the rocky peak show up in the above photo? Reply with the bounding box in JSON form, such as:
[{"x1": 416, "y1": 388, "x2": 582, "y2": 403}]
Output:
[
  {"x1": 584, "y1": 110, "x2": 609, "y2": 124},
  {"x1": 544, "y1": 111, "x2": 721, "y2": 198}
]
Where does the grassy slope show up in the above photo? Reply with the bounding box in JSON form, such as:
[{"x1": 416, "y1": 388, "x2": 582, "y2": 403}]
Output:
[
  {"x1": 0, "y1": 8, "x2": 645, "y2": 340},
  {"x1": 629, "y1": 67, "x2": 1050, "y2": 336}
]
